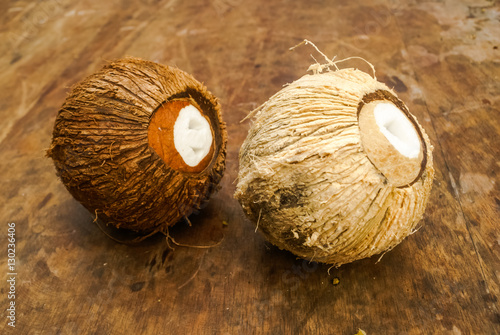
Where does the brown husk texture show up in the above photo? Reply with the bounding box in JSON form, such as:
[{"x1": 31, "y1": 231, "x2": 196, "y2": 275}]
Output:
[
  {"x1": 235, "y1": 68, "x2": 433, "y2": 266},
  {"x1": 47, "y1": 57, "x2": 227, "y2": 233}
]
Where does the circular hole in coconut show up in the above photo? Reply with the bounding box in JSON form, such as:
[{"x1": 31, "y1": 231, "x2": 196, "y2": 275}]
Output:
[
  {"x1": 358, "y1": 98, "x2": 425, "y2": 187},
  {"x1": 148, "y1": 99, "x2": 215, "y2": 174}
]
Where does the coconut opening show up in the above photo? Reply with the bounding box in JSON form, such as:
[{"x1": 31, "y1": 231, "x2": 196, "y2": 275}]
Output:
[
  {"x1": 148, "y1": 100, "x2": 215, "y2": 173},
  {"x1": 358, "y1": 100, "x2": 424, "y2": 187},
  {"x1": 174, "y1": 105, "x2": 213, "y2": 167},
  {"x1": 373, "y1": 103, "x2": 421, "y2": 159}
]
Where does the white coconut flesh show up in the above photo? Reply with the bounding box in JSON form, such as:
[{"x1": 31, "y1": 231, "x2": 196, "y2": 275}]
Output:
[
  {"x1": 373, "y1": 103, "x2": 421, "y2": 158},
  {"x1": 148, "y1": 100, "x2": 214, "y2": 173},
  {"x1": 358, "y1": 101, "x2": 424, "y2": 187},
  {"x1": 173, "y1": 105, "x2": 213, "y2": 167}
]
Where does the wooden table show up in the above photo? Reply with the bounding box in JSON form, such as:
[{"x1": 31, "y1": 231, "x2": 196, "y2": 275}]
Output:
[{"x1": 1, "y1": 0, "x2": 499, "y2": 334}]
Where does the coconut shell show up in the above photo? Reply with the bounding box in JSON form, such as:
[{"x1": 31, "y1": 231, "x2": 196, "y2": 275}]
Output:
[
  {"x1": 48, "y1": 57, "x2": 227, "y2": 233},
  {"x1": 235, "y1": 68, "x2": 434, "y2": 266}
]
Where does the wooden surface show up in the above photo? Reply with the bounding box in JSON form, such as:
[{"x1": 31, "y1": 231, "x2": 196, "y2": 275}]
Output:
[{"x1": 1, "y1": 0, "x2": 499, "y2": 334}]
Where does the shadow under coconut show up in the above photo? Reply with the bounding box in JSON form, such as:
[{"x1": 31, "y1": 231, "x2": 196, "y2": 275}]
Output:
[
  {"x1": 56, "y1": 194, "x2": 227, "y2": 288},
  {"x1": 236, "y1": 243, "x2": 422, "y2": 333},
  {"x1": 82, "y1": 192, "x2": 227, "y2": 249},
  {"x1": 250, "y1": 235, "x2": 414, "y2": 299}
]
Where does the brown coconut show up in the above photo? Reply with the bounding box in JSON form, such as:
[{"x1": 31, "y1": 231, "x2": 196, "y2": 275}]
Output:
[
  {"x1": 235, "y1": 65, "x2": 434, "y2": 266},
  {"x1": 48, "y1": 57, "x2": 227, "y2": 234}
]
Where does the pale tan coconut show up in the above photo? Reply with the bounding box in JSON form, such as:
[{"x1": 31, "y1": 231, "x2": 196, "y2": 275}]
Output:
[{"x1": 235, "y1": 52, "x2": 434, "y2": 266}]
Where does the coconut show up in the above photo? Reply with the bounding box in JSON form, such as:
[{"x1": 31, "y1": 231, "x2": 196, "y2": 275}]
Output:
[
  {"x1": 48, "y1": 57, "x2": 227, "y2": 234},
  {"x1": 235, "y1": 57, "x2": 434, "y2": 266}
]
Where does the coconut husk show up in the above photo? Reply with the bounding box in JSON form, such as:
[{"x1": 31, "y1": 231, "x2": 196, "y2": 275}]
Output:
[
  {"x1": 48, "y1": 57, "x2": 227, "y2": 234},
  {"x1": 235, "y1": 67, "x2": 433, "y2": 266}
]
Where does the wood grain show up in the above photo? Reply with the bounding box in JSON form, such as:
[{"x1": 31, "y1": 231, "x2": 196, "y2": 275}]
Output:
[{"x1": 0, "y1": 0, "x2": 499, "y2": 334}]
